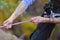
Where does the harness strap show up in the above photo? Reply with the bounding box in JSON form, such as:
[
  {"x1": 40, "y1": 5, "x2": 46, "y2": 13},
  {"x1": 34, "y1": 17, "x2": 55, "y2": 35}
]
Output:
[{"x1": 50, "y1": 11, "x2": 60, "y2": 18}]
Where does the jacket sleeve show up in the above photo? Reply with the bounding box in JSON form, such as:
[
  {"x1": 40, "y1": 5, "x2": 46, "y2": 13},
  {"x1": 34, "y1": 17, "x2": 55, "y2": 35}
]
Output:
[{"x1": 22, "y1": 0, "x2": 35, "y2": 7}]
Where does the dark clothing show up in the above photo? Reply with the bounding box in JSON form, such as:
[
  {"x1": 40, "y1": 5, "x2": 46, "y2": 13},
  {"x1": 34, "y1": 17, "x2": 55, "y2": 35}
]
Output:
[
  {"x1": 30, "y1": 23, "x2": 55, "y2": 40},
  {"x1": 30, "y1": 10, "x2": 56, "y2": 40},
  {"x1": 51, "y1": 0, "x2": 60, "y2": 13}
]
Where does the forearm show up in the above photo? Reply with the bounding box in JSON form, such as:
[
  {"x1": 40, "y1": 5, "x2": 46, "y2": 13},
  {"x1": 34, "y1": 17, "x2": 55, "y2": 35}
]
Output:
[
  {"x1": 9, "y1": 0, "x2": 35, "y2": 21},
  {"x1": 43, "y1": 17, "x2": 60, "y2": 23},
  {"x1": 9, "y1": 1, "x2": 27, "y2": 21}
]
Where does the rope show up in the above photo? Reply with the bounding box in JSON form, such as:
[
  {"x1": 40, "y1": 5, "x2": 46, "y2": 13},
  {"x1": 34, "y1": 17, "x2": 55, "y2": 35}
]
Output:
[{"x1": 0, "y1": 20, "x2": 31, "y2": 28}]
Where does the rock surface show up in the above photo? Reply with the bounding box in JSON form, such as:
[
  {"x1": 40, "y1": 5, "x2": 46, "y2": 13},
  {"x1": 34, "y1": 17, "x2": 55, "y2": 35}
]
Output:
[{"x1": 0, "y1": 29, "x2": 19, "y2": 40}]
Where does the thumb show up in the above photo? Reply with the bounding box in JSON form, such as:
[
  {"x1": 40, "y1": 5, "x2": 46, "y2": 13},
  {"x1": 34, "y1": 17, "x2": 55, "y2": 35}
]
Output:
[{"x1": 6, "y1": 23, "x2": 12, "y2": 29}]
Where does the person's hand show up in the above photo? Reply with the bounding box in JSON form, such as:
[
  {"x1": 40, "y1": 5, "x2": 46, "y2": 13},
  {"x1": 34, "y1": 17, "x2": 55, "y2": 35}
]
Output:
[
  {"x1": 3, "y1": 18, "x2": 14, "y2": 29},
  {"x1": 30, "y1": 16, "x2": 44, "y2": 24}
]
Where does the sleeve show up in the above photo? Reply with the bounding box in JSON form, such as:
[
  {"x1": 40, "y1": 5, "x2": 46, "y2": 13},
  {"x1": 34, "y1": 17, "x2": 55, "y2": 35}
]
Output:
[{"x1": 22, "y1": 0, "x2": 35, "y2": 7}]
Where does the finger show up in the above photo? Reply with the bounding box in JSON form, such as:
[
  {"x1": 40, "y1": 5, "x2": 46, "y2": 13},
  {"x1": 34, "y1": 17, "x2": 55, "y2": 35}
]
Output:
[
  {"x1": 33, "y1": 20, "x2": 37, "y2": 23},
  {"x1": 6, "y1": 24, "x2": 12, "y2": 29},
  {"x1": 3, "y1": 21, "x2": 9, "y2": 27},
  {"x1": 5, "y1": 22, "x2": 12, "y2": 29},
  {"x1": 3, "y1": 20, "x2": 8, "y2": 24},
  {"x1": 31, "y1": 19, "x2": 37, "y2": 24},
  {"x1": 3, "y1": 22, "x2": 10, "y2": 28},
  {"x1": 30, "y1": 18, "x2": 36, "y2": 22}
]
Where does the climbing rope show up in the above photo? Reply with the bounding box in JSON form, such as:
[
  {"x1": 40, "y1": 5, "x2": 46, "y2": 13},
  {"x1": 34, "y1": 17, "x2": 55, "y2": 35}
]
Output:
[{"x1": 0, "y1": 20, "x2": 31, "y2": 28}]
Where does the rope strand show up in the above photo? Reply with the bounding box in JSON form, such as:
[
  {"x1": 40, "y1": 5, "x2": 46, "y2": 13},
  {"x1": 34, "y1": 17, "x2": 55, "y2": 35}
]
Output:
[{"x1": 0, "y1": 20, "x2": 31, "y2": 28}]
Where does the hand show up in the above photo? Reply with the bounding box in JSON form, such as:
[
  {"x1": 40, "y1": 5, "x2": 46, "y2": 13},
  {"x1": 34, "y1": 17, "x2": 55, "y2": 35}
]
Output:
[
  {"x1": 30, "y1": 16, "x2": 44, "y2": 24},
  {"x1": 3, "y1": 18, "x2": 14, "y2": 29}
]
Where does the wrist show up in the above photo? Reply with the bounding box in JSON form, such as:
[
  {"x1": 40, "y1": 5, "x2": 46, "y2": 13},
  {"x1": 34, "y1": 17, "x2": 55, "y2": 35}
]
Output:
[
  {"x1": 43, "y1": 18, "x2": 49, "y2": 23},
  {"x1": 49, "y1": 18, "x2": 54, "y2": 23},
  {"x1": 43, "y1": 18, "x2": 54, "y2": 23},
  {"x1": 9, "y1": 17, "x2": 14, "y2": 21},
  {"x1": 9, "y1": 14, "x2": 16, "y2": 21}
]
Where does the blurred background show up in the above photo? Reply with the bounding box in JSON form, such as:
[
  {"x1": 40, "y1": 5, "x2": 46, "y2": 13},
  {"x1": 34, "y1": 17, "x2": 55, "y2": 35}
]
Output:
[{"x1": 0, "y1": 0, "x2": 60, "y2": 40}]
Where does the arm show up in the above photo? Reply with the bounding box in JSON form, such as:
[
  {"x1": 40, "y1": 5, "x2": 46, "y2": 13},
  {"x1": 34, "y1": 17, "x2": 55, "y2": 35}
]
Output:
[
  {"x1": 9, "y1": 0, "x2": 35, "y2": 21},
  {"x1": 31, "y1": 16, "x2": 60, "y2": 24},
  {"x1": 43, "y1": 17, "x2": 60, "y2": 23},
  {"x1": 3, "y1": 0, "x2": 35, "y2": 29}
]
